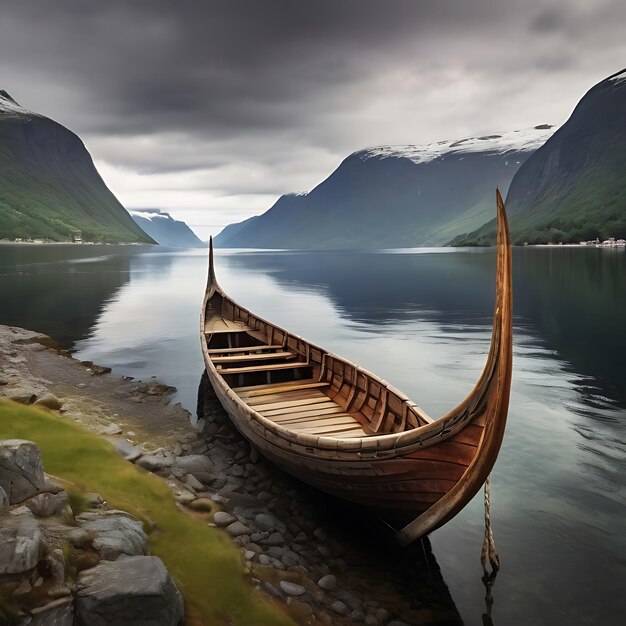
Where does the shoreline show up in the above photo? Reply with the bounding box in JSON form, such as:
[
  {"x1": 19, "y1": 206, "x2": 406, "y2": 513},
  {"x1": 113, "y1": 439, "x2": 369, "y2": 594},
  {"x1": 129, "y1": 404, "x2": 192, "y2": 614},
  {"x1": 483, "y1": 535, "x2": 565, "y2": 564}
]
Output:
[{"x1": 0, "y1": 324, "x2": 463, "y2": 626}]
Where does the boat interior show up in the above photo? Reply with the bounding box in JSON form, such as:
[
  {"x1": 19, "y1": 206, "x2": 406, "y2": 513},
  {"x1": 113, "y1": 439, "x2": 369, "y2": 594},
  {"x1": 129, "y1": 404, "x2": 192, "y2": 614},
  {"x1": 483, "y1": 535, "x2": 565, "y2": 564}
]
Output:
[{"x1": 204, "y1": 293, "x2": 434, "y2": 439}]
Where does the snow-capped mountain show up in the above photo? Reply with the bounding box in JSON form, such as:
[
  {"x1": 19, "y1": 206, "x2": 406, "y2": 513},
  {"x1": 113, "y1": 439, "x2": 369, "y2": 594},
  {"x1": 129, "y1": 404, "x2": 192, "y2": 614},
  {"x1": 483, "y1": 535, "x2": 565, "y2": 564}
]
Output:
[
  {"x1": 216, "y1": 125, "x2": 555, "y2": 249},
  {"x1": 0, "y1": 90, "x2": 154, "y2": 244},
  {"x1": 130, "y1": 209, "x2": 204, "y2": 248}
]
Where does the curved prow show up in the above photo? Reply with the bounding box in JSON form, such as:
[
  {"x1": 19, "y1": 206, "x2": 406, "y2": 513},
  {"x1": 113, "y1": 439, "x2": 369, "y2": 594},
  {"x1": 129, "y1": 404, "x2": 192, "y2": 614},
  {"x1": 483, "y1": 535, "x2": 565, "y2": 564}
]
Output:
[
  {"x1": 208, "y1": 235, "x2": 217, "y2": 288},
  {"x1": 396, "y1": 189, "x2": 513, "y2": 545}
]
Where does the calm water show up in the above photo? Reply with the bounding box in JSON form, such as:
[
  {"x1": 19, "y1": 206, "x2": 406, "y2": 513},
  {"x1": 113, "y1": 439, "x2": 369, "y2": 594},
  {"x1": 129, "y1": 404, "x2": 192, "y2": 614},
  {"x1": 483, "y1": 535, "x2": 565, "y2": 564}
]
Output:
[{"x1": 0, "y1": 243, "x2": 624, "y2": 625}]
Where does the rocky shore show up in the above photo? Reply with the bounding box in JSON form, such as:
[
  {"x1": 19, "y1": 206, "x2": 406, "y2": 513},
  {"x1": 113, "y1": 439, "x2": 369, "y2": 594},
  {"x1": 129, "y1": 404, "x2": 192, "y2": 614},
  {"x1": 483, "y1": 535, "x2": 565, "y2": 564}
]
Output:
[{"x1": 0, "y1": 325, "x2": 462, "y2": 625}]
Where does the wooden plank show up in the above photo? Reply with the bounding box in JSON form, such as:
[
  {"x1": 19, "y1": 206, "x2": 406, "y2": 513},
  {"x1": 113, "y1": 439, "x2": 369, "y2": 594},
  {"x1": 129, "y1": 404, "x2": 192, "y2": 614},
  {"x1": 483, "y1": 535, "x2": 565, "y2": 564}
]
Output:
[
  {"x1": 298, "y1": 423, "x2": 367, "y2": 436},
  {"x1": 271, "y1": 411, "x2": 354, "y2": 424},
  {"x1": 246, "y1": 390, "x2": 327, "y2": 406},
  {"x1": 248, "y1": 396, "x2": 333, "y2": 412},
  {"x1": 280, "y1": 415, "x2": 357, "y2": 428},
  {"x1": 207, "y1": 345, "x2": 282, "y2": 355},
  {"x1": 217, "y1": 361, "x2": 310, "y2": 375},
  {"x1": 204, "y1": 327, "x2": 251, "y2": 334},
  {"x1": 260, "y1": 404, "x2": 344, "y2": 419},
  {"x1": 235, "y1": 381, "x2": 328, "y2": 396},
  {"x1": 211, "y1": 351, "x2": 294, "y2": 364}
]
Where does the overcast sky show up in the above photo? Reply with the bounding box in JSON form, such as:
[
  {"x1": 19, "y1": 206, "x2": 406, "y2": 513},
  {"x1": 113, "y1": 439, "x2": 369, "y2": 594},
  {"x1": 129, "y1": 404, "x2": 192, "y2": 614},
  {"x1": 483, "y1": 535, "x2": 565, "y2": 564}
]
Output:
[{"x1": 1, "y1": 0, "x2": 625, "y2": 238}]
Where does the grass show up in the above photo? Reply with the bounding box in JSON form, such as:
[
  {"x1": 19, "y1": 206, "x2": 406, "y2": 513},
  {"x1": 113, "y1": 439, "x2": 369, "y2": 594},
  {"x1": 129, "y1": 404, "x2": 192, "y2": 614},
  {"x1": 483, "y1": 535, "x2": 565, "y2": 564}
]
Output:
[{"x1": 0, "y1": 399, "x2": 293, "y2": 626}]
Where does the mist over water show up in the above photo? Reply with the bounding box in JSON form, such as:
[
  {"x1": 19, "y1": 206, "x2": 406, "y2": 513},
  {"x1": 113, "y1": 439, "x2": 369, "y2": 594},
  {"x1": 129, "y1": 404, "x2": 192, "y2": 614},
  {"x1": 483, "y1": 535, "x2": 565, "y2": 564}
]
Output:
[{"x1": 1, "y1": 243, "x2": 624, "y2": 626}]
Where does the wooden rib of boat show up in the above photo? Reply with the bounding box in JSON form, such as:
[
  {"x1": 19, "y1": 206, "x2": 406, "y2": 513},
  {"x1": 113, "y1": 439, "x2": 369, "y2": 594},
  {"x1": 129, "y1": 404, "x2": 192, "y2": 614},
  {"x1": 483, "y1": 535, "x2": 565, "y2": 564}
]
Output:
[{"x1": 201, "y1": 190, "x2": 512, "y2": 545}]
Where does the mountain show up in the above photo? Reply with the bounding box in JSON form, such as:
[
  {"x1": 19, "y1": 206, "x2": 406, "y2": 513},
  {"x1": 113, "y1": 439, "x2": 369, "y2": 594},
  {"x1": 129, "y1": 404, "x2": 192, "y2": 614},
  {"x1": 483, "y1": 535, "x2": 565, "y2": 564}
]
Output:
[
  {"x1": 0, "y1": 90, "x2": 154, "y2": 244},
  {"x1": 452, "y1": 69, "x2": 626, "y2": 246},
  {"x1": 215, "y1": 126, "x2": 554, "y2": 249},
  {"x1": 130, "y1": 209, "x2": 205, "y2": 247}
]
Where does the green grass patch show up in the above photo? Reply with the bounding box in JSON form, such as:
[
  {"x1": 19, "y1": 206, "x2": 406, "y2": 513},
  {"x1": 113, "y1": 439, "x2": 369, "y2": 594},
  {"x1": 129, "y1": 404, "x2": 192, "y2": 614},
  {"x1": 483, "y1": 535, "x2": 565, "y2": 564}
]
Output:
[{"x1": 0, "y1": 399, "x2": 293, "y2": 626}]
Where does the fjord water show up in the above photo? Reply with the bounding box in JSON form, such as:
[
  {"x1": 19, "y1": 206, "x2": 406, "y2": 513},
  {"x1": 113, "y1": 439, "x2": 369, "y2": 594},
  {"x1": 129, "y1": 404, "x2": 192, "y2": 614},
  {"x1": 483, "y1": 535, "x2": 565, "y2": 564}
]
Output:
[{"x1": 0, "y1": 244, "x2": 624, "y2": 625}]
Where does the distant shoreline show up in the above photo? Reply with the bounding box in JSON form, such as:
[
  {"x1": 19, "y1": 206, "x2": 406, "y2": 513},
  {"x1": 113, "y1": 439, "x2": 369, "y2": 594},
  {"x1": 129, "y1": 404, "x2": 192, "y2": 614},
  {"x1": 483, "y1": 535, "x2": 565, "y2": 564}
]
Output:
[{"x1": 0, "y1": 239, "x2": 155, "y2": 246}]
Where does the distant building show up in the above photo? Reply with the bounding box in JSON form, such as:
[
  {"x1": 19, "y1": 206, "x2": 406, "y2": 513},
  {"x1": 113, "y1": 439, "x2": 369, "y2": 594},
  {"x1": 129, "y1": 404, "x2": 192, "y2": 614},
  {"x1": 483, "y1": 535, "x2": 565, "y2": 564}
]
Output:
[{"x1": 71, "y1": 231, "x2": 83, "y2": 244}]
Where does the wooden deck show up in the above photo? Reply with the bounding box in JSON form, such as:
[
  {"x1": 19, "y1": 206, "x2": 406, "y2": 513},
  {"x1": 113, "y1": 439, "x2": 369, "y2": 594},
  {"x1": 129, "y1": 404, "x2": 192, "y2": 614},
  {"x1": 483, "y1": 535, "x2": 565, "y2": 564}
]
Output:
[{"x1": 234, "y1": 380, "x2": 371, "y2": 438}]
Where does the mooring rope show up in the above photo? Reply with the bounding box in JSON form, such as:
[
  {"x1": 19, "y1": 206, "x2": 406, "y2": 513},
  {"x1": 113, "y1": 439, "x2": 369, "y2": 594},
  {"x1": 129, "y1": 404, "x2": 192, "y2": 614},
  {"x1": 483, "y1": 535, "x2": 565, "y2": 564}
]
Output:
[
  {"x1": 480, "y1": 476, "x2": 499, "y2": 625},
  {"x1": 481, "y1": 476, "x2": 500, "y2": 574}
]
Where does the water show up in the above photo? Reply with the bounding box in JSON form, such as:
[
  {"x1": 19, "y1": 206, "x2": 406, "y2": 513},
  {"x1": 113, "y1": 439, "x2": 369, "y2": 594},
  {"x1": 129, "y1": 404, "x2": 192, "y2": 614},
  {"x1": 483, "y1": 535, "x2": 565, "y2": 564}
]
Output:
[{"x1": 0, "y1": 243, "x2": 624, "y2": 625}]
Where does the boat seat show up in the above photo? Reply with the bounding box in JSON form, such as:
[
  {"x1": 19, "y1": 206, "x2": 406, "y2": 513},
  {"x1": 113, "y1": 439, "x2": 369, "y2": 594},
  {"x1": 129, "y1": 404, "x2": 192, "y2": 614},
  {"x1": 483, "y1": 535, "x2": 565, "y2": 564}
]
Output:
[
  {"x1": 207, "y1": 345, "x2": 284, "y2": 355},
  {"x1": 210, "y1": 351, "x2": 295, "y2": 364},
  {"x1": 217, "y1": 361, "x2": 311, "y2": 375}
]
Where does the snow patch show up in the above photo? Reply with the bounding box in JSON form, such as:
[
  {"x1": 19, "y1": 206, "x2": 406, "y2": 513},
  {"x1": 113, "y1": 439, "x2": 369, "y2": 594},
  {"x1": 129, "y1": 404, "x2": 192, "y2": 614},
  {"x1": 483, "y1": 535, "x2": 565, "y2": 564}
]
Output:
[
  {"x1": 130, "y1": 209, "x2": 170, "y2": 221},
  {"x1": 359, "y1": 125, "x2": 555, "y2": 165},
  {"x1": 608, "y1": 69, "x2": 626, "y2": 85},
  {"x1": 0, "y1": 90, "x2": 37, "y2": 117}
]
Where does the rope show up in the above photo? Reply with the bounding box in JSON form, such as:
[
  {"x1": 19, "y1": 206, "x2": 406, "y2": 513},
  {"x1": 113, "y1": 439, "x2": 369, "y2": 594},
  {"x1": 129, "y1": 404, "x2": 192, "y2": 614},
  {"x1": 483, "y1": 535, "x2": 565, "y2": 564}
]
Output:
[
  {"x1": 480, "y1": 475, "x2": 499, "y2": 625},
  {"x1": 481, "y1": 476, "x2": 500, "y2": 574}
]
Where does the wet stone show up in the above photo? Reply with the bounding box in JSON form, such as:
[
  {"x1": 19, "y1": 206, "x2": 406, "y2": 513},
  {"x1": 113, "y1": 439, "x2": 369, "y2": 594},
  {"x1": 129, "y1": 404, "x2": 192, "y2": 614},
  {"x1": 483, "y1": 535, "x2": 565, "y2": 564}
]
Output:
[
  {"x1": 225, "y1": 521, "x2": 252, "y2": 537},
  {"x1": 262, "y1": 531, "x2": 285, "y2": 546},
  {"x1": 318, "y1": 574, "x2": 337, "y2": 591},
  {"x1": 279, "y1": 581, "x2": 306, "y2": 596},
  {"x1": 212, "y1": 511, "x2": 236, "y2": 527},
  {"x1": 332, "y1": 600, "x2": 349, "y2": 616}
]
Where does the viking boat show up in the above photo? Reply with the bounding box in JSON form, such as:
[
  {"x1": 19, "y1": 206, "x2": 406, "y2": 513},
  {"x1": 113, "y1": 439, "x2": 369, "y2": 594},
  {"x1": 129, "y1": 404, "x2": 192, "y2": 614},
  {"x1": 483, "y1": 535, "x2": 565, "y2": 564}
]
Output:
[{"x1": 200, "y1": 190, "x2": 512, "y2": 545}]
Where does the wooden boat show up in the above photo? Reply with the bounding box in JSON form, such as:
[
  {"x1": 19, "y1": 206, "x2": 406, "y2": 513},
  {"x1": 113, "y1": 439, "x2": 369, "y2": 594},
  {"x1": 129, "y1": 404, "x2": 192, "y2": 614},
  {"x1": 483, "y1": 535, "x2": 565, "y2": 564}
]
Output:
[{"x1": 201, "y1": 190, "x2": 512, "y2": 545}]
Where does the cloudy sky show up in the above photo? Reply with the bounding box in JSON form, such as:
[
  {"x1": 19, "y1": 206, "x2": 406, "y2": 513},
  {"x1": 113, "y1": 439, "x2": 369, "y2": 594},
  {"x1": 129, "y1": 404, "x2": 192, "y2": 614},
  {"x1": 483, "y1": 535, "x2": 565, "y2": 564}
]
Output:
[{"x1": 1, "y1": 0, "x2": 625, "y2": 238}]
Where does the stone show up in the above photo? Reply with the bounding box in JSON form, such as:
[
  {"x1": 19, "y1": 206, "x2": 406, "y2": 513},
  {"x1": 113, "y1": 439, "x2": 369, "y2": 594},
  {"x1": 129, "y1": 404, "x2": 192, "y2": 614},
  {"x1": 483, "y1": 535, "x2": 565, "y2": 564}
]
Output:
[
  {"x1": 0, "y1": 507, "x2": 42, "y2": 574},
  {"x1": 249, "y1": 447, "x2": 260, "y2": 464},
  {"x1": 281, "y1": 550, "x2": 300, "y2": 567},
  {"x1": 0, "y1": 485, "x2": 7, "y2": 509},
  {"x1": 262, "y1": 531, "x2": 285, "y2": 546},
  {"x1": 184, "y1": 473, "x2": 204, "y2": 492},
  {"x1": 135, "y1": 454, "x2": 173, "y2": 472},
  {"x1": 65, "y1": 527, "x2": 90, "y2": 549},
  {"x1": 25, "y1": 597, "x2": 74, "y2": 625},
  {"x1": 76, "y1": 510, "x2": 148, "y2": 561},
  {"x1": 279, "y1": 581, "x2": 306, "y2": 596},
  {"x1": 254, "y1": 512, "x2": 286, "y2": 533},
  {"x1": 173, "y1": 455, "x2": 215, "y2": 481},
  {"x1": 112, "y1": 439, "x2": 142, "y2": 462},
  {"x1": 267, "y1": 546, "x2": 287, "y2": 560},
  {"x1": 0, "y1": 439, "x2": 45, "y2": 504},
  {"x1": 4, "y1": 387, "x2": 37, "y2": 404},
  {"x1": 364, "y1": 615, "x2": 380, "y2": 626},
  {"x1": 189, "y1": 497, "x2": 215, "y2": 513},
  {"x1": 13, "y1": 578, "x2": 32, "y2": 595},
  {"x1": 351, "y1": 610, "x2": 366, "y2": 622},
  {"x1": 318, "y1": 574, "x2": 338, "y2": 591},
  {"x1": 225, "y1": 521, "x2": 252, "y2": 537},
  {"x1": 33, "y1": 393, "x2": 63, "y2": 410},
  {"x1": 25, "y1": 491, "x2": 69, "y2": 517},
  {"x1": 42, "y1": 475, "x2": 65, "y2": 494},
  {"x1": 99, "y1": 423, "x2": 122, "y2": 436},
  {"x1": 212, "y1": 511, "x2": 236, "y2": 527},
  {"x1": 331, "y1": 601, "x2": 349, "y2": 616},
  {"x1": 259, "y1": 554, "x2": 272, "y2": 566},
  {"x1": 85, "y1": 493, "x2": 105, "y2": 508},
  {"x1": 76, "y1": 556, "x2": 184, "y2": 625}
]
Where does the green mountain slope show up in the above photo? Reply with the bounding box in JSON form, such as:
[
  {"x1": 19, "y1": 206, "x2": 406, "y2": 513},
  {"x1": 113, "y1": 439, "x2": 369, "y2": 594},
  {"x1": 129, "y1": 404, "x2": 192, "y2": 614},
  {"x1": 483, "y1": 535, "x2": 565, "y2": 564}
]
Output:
[
  {"x1": 0, "y1": 90, "x2": 154, "y2": 244},
  {"x1": 452, "y1": 69, "x2": 626, "y2": 246}
]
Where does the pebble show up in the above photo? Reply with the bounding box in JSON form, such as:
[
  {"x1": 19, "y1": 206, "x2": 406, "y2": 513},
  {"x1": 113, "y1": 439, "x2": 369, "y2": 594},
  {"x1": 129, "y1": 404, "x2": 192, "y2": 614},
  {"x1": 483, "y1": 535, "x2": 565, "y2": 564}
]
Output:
[
  {"x1": 331, "y1": 600, "x2": 349, "y2": 616},
  {"x1": 351, "y1": 610, "x2": 366, "y2": 622},
  {"x1": 225, "y1": 521, "x2": 252, "y2": 537},
  {"x1": 259, "y1": 555, "x2": 272, "y2": 566},
  {"x1": 100, "y1": 423, "x2": 122, "y2": 436},
  {"x1": 243, "y1": 550, "x2": 256, "y2": 561},
  {"x1": 189, "y1": 498, "x2": 215, "y2": 512},
  {"x1": 184, "y1": 473, "x2": 204, "y2": 492},
  {"x1": 212, "y1": 511, "x2": 236, "y2": 527},
  {"x1": 267, "y1": 546, "x2": 286, "y2": 560},
  {"x1": 281, "y1": 550, "x2": 300, "y2": 567},
  {"x1": 279, "y1": 581, "x2": 306, "y2": 597},
  {"x1": 262, "y1": 531, "x2": 285, "y2": 546},
  {"x1": 318, "y1": 574, "x2": 337, "y2": 591}
]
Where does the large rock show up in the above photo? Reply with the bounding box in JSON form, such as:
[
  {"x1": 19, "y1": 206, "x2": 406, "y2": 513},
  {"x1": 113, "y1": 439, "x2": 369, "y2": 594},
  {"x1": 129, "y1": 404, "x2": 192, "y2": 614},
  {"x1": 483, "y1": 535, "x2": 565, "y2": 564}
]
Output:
[
  {"x1": 135, "y1": 454, "x2": 173, "y2": 472},
  {"x1": 25, "y1": 491, "x2": 69, "y2": 517},
  {"x1": 76, "y1": 510, "x2": 148, "y2": 561},
  {"x1": 173, "y1": 454, "x2": 215, "y2": 481},
  {"x1": 75, "y1": 556, "x2": 184, "y2": 625},
  {"x1": 0, "y1": 439, "x2": 45, "y2": 504},
  {"x1": 0, "y1": 507, "x2": 42, "y2": 574}
]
